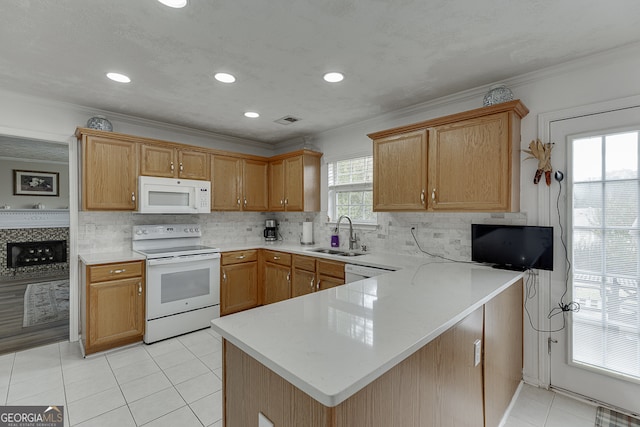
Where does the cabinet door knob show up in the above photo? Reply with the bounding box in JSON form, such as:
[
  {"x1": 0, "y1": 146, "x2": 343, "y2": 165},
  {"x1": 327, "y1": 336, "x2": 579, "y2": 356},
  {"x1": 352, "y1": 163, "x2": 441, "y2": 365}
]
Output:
[
  {"x1": 244, "y1": 198, "x2": 247, "y2": 207},
  {"x1": 284, "y1": 198, "x2": 288, "y2": 205},
  {"x1": 420, "y1": 189, "x2": 426, "y2": 204},
  {"x1": 310, "y1": 278, "x2": 315, "y2": 290},
  {"x1": 109, "y1": 269, "x2": 126, "y2": 274},
  {"x1": 237, "y1": 198, "x2": 241, "y2": 206},
  {"x1": 131, "y1": 192, "x2": 136, "y2": 202},
  {"x1": 280, "y1": 199, "x2": 284, "y2": 206},
  {"x1": 138, "y1": 282, "x2": 142, "y2": 295},
  {"x1": 431, "y1": 188, "x2": 436, "y2": 201},
  {"x1": 286, "y1": 272, "x2": 291, "y2": 282},
  {"x1": 179, "y1": 162, "x2": 184, "y2": 171},
  {"x1": 236, "y1": 254, "x2": 245, "y2": 259},
  {"x1": 222, "y1": 271, "x2": 227, "y2": 282},
  {"x1": 170, "y1": 162, "x2": 175, "y2": 171},
  {"x1": 316, "y1": 280, "x2": 320, "y2": 291}
]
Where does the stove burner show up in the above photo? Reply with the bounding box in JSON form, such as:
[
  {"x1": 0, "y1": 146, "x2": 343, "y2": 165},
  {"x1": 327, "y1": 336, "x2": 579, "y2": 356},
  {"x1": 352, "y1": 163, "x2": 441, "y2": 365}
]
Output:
[{"x1": 7, "y1": 240, "x2": 67, "y2": 268}]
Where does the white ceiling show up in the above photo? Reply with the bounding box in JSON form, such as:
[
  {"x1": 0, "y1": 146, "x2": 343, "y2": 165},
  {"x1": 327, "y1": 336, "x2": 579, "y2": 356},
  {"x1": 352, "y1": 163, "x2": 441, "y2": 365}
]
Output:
[{"x1": 1, "y1": 1, "x2": 640, "y2": 146}]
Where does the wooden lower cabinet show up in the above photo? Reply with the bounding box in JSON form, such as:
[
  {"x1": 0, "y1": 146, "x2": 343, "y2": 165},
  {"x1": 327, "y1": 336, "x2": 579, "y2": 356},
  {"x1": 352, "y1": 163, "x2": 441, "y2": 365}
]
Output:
[
  {"x1": 316, "y1": 258, "x2": 345, "y2": 290},
  {"x1": 81, "y1": 260, "x2": 145, "y2": 355},
  {"x1": 221, "y1": 250, "x2": 259, "y2": 316},
  {"x1": 263, "y1": 250, "x2": 292, "y2": 305},
  {"x1": 223, "y1": 306, "x2": 484, "y2": 427},
  {"x1": 222, "y1": 279, "x2": 524, "y2": 427},
  {"x1": 484, "y1": 279, "x2": 524, "y2": 427},
  {"x1": 263, "y1": 263, "x2": 291, "y2": 304},
  {"x1": 292, "y1": 255, "x2": 316, "y2": 298}
]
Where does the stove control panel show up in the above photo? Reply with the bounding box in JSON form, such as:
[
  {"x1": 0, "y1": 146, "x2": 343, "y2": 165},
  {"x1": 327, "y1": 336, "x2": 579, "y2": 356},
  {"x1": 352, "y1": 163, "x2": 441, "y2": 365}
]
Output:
[{"x1": 133, "y1": 224, "x2": 202, "y2": 240}]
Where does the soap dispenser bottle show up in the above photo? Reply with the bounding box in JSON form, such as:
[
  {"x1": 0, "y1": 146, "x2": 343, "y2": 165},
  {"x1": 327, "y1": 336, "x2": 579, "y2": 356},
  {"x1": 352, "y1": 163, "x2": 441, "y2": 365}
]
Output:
[{"x1": 330, "y1": 227, "x2": 339, "y2": 247}]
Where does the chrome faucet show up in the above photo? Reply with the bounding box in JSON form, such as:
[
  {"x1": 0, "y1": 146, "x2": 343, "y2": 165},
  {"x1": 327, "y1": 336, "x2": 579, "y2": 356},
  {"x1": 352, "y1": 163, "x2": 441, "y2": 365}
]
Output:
[{"x1": 336, "y1": 215, "x2": 358, "y2": 250}]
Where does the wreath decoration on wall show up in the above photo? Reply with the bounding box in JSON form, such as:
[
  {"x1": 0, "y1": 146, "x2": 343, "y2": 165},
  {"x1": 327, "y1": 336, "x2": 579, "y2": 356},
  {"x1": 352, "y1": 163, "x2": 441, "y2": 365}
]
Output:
[{"x1": 523, "y1": 139, "x2": 554, "y2": 186}]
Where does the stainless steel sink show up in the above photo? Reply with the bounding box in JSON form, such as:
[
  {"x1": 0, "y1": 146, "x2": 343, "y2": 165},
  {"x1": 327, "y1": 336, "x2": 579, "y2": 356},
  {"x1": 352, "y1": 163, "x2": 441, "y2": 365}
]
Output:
[
  {"x1": 338, "y1": 251, "x2": 365, "y2": 257},
  {"x1": 309, "y1": 248, "x2": 365, "y2": 257},
  {"x1": 309, "y1": 248, "x2": 344, "y2": 255}
]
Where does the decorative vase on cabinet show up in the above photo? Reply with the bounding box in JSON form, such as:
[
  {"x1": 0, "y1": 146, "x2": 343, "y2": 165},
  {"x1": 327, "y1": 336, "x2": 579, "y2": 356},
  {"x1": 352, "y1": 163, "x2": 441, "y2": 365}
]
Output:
[
  {"x1": 86, "y1": 115, "x2": 113, "y2": 132},
  {"x1": 482, "y1": 84, "x2": 514, "y2": 107}
]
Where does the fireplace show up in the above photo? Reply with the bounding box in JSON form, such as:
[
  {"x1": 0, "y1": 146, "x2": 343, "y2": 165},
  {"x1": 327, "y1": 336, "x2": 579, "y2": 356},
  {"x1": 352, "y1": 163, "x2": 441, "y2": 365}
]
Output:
[
  {"x1": 7, "y1": 240, "x2": 67, "y2": 268},
  {"x1": 0, "y1": 227, "x2": 70, "y2": 280}
]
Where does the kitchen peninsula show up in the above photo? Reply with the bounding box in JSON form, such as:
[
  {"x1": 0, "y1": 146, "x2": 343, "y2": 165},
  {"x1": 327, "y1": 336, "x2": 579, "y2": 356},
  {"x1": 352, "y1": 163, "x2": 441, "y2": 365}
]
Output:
[{"x1": 211, "y1": 262, "x2": 524, "y2": 427}]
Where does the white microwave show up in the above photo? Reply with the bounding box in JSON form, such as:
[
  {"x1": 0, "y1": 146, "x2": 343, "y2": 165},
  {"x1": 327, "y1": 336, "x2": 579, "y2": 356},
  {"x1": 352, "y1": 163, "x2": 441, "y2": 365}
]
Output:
[{"x1": 138, "y1": 176, "x2": 211, "y2": 214}]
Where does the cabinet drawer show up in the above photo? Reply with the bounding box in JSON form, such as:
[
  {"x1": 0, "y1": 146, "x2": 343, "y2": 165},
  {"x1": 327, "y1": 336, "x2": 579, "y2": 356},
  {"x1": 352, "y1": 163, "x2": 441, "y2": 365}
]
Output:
[
  {"x1": 293, "y1": 254, "x2": 316, "y2": 272},
  {"x1": 263, "y1": 250, "x2": 291, "y2": 266},
  {"x1": 222, "y1": 250, "x2": 258, "y2": 266},
  {"x1": 317, "y1": 259, "x2": 345, "y2": 279},
  {"x1": 88, "y1": 261, "x2": 144, "y2": 283}
]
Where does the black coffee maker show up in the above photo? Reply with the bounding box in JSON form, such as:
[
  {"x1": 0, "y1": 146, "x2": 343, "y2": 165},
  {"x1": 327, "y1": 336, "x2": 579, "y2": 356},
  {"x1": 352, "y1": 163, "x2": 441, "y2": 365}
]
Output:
[{"x1": 264, "y1": 219, "x2": 278, "y2": 241}]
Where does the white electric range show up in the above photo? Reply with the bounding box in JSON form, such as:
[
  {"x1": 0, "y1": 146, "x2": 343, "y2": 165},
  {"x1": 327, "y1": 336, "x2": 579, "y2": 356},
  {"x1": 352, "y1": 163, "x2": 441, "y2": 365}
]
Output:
[{"x1": 132, "y1": 224, "x2": 220, "y2": 343}]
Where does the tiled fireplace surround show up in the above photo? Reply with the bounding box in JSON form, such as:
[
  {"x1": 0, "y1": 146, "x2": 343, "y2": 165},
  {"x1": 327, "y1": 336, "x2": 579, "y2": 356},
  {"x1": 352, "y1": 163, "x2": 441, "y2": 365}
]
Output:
[{"x1": 0, "y1": 227, "x2": 70, "y2": 280}]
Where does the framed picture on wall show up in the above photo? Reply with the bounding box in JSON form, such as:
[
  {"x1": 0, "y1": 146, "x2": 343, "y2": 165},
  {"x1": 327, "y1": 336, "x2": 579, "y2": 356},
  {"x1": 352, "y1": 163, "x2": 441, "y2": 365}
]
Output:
[{"x1": 13, "y1": 170, "x2": 59, "y2": 196}]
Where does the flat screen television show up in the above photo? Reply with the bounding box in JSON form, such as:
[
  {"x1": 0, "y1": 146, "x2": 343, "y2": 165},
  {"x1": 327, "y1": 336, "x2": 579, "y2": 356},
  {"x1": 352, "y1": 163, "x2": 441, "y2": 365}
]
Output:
[{"x1": 471, "y1": 224, "x2": 554, "y2": 271}]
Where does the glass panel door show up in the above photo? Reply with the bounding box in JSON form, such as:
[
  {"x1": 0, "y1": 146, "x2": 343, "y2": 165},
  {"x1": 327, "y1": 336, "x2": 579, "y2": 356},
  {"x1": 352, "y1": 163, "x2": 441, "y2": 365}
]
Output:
[
  {"x1": 571, "y1": 131, "x2": 640, "y2": 381},
  {"x1": 548, "y1": 105, "x2": 640, "y2": 414}
]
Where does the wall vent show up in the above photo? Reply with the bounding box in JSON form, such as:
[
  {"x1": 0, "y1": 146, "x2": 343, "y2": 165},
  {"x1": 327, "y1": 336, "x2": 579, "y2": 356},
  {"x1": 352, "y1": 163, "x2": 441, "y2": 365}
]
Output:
[{"x1": 274, "y1": 116, "x2": 302, "y2": 125}]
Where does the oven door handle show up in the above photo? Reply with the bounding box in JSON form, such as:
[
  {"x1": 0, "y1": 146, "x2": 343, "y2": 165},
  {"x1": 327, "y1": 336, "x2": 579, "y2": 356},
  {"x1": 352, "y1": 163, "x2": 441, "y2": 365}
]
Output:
[{"x1": 146, "y1": 253, "x2": 221, "y2": 266}]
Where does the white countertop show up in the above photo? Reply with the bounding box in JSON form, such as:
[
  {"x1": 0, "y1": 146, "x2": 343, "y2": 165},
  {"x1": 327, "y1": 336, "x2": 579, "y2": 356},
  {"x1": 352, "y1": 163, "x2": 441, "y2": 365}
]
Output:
[
  {"x1": 210, "y1": 261, "x2": 524, "y2": 407},
  {"x1": 78, "y1": 250, "x2": 146, "y2": 265}
]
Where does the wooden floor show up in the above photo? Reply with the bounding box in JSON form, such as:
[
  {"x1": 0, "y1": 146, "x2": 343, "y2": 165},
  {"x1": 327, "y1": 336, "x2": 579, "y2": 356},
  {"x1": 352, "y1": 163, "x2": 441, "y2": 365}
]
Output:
[{"x1": 0, "y1": 275, "x2": 69, "y2": 355}]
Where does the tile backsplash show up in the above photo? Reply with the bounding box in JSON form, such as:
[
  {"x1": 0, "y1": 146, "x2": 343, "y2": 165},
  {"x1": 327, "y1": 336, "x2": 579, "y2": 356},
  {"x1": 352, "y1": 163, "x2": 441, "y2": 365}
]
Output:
[{"x1": 79, "y1": 211, "x2": 527, "y2": 261}]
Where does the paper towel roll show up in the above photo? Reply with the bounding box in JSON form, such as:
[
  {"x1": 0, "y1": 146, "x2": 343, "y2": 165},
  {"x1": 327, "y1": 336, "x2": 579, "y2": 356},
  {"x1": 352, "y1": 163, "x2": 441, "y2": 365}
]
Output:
[{"x1": 302, "y1": 221, "x2": 314, "y2": 244}]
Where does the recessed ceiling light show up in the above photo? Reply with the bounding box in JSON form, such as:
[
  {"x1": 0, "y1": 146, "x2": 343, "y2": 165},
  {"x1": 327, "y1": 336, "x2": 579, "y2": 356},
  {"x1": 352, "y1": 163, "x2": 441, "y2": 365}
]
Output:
[
  {"x1": 323, "y1": 72, "x2": 344, "y2": 83},
  {"x1": 214, "y1": 72, "x2": 236, "y2": 83},
  {"x1": 244, "y1": 112, "x2": 260, "y2": 118},
  {"x1": 106, "y1": 72, "x2": 131, "y2": 83},
  {"x1": 157, "y1": 0, "x2": 187, "y2": 8}
]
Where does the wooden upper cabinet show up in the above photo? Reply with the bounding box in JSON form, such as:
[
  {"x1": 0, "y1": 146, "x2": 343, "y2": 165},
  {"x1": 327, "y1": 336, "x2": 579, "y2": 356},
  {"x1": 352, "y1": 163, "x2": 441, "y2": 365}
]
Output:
[
  {"x1": 140, "y1": 144, "x2": 176, "y2": 178},
  {"x1": 268, "y1": 159, "x2": 285, "y2": 211},
  {"x1": 428, "y1": 112, "x2": 516, "y2": 211},
  {"x1": 268, "y1": 151, "x2": 321, "y2": 212},
  {"x1": 242, "y1": 159, "x2": 269, "y2": 211},
  {"x1": 77, "y1": 127, "x2": 322, "y2": 213},
  {"x1": 372, "y1": 130, "x2": 427, "y2": 211},
  {"x1": 368, "y1": 100, "x2": 528, "y2": 213},
  {"x1": 80, "y1": 133, "x2": 138, "y2": 211},
  {"x1": 211, "y1": 155, "x2": 268, "y2": 211},
  {"x1": 140, "y1": 143, "x2": 209, "y2": 180},
  {"x1": 284, "y1": 156, "x2": 304, "y2": 211},
  {"x1": 178, "y1": 149, "x2": 209, "y2": 180},
  {"x1": 211, "y1": 155, "x2": 242, "y2": 210}
]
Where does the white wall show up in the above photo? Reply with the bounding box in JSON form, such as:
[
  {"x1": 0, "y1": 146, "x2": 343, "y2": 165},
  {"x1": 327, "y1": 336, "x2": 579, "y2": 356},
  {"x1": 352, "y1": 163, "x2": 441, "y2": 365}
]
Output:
[{"x1": 0, "y1": 159, "x2": 69, "y2": 209}]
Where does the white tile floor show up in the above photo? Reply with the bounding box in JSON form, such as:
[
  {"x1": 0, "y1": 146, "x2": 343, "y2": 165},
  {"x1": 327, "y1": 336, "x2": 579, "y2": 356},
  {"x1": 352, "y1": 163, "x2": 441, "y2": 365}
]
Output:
[
  {"x1": 0, "y1": 326, "x2": 599, "y2": 427},
  {"x1": 504, "y1": 382, "x2": 597, "y2": 427},
  {"x1": 0, "y1": 328, "x2": 223, "y2": 426}
]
